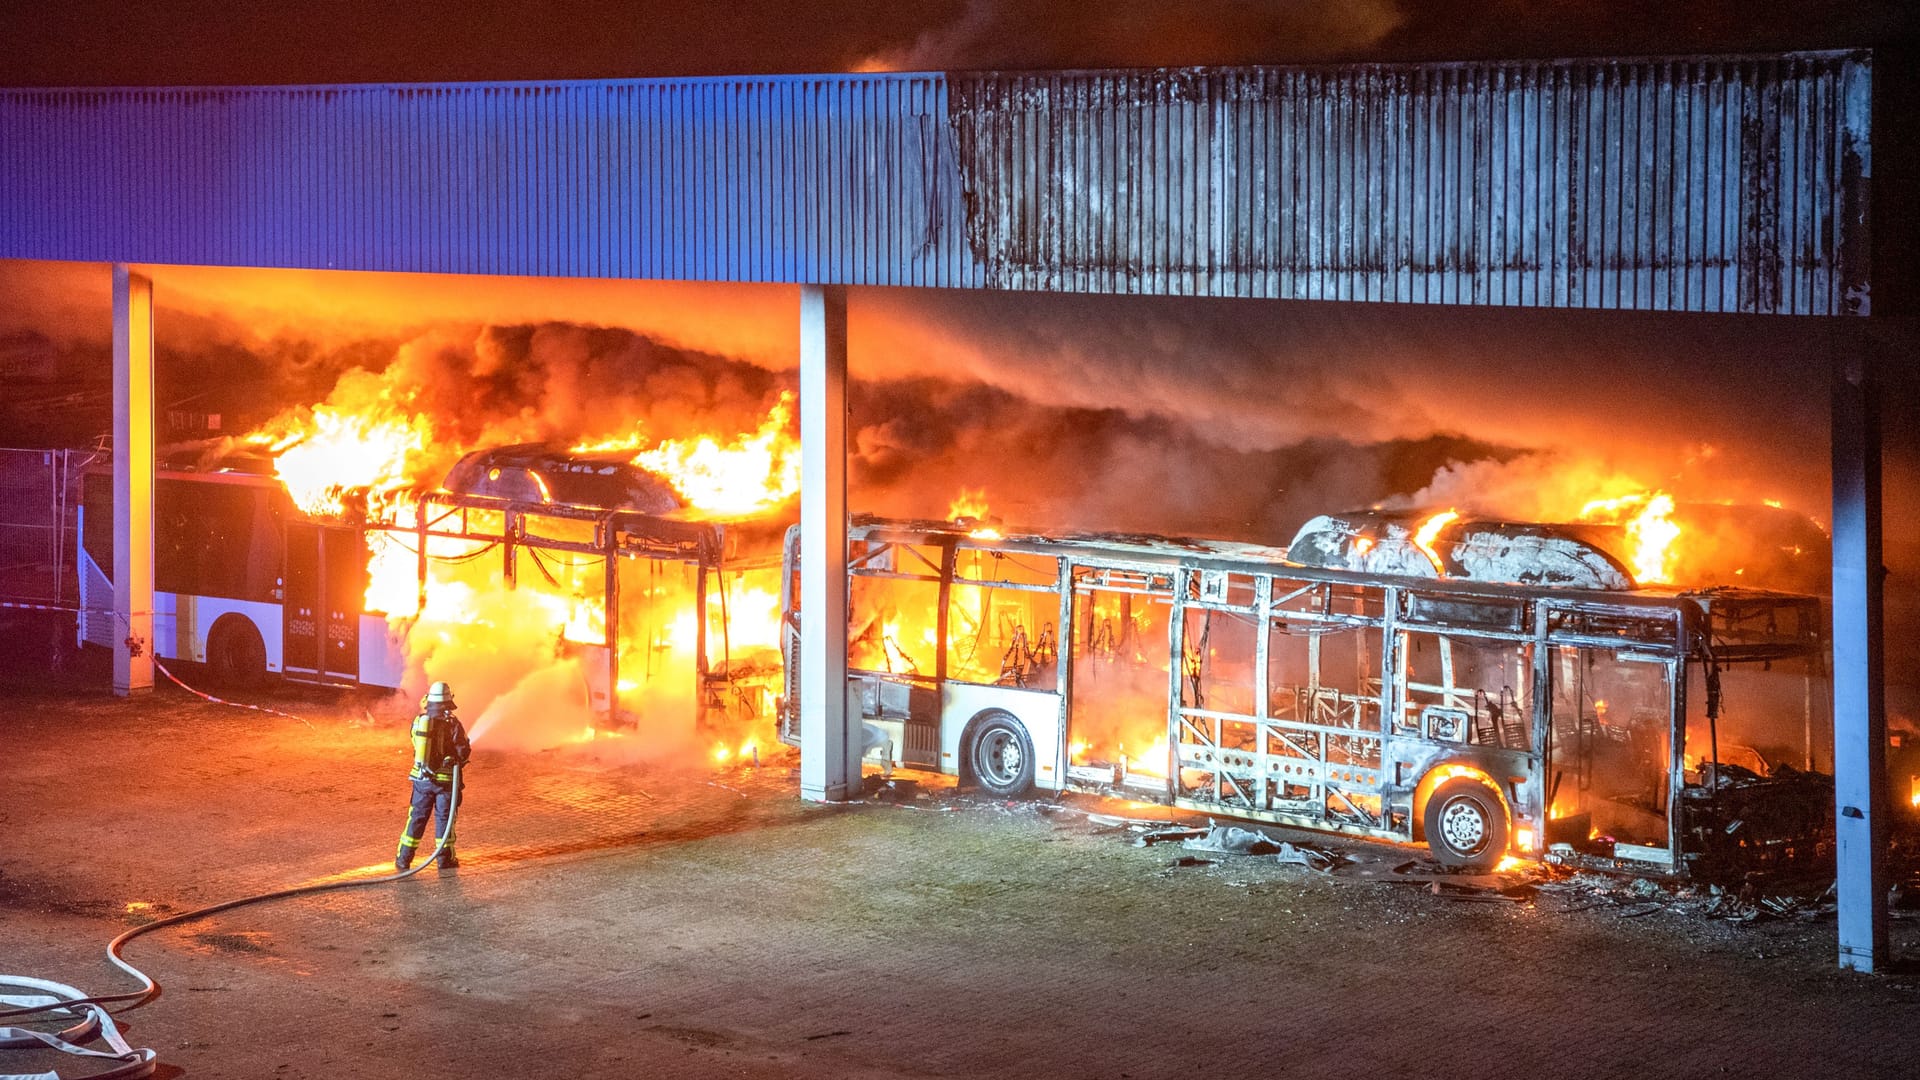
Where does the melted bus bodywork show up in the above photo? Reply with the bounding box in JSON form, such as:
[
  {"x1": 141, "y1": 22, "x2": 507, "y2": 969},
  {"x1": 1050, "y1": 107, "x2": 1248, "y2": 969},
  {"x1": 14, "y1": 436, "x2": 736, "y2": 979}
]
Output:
[{"x1": 780, "y1": 516, "x2": 1829, "y2": 874}]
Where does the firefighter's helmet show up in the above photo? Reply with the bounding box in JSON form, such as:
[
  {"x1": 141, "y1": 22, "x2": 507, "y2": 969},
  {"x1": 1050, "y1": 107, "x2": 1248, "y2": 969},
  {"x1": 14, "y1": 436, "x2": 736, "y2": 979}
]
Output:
[{"x1": 424, "y1": 681, "x2": 455, "y2": 707}]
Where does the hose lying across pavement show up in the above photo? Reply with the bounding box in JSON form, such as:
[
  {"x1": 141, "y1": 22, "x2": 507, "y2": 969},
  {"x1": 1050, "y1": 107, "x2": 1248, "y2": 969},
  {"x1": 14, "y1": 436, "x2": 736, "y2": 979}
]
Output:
[{"x1": 0, "y1": 766, "x2": 463, "y2": 1079}]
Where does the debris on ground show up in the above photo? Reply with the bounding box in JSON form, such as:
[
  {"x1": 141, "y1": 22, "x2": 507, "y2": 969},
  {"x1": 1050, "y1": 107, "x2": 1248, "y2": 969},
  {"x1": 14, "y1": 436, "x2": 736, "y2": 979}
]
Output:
[
  {"x1": 1181, "y1": 823, "x2": 1284, "y2": 856},
  {"x1": 866, "y1": 778, "x2": 921, "y2": 802},
  {"x1": 1167, "y1": 855, "x2": 1216, "y2": 869},
  {"x1": 1531, "y1": 871, "x2": 1846, "y2": 923},
  {"x1": 1273, "y1": 842, "x2": 1341, "y2": 873},
  {"x1": 1134, "y1": 826, "x2": 1209, "y2": 846},
  {"x1": 1428, "y1": 880, "x2": 1532, "y2": 903}
]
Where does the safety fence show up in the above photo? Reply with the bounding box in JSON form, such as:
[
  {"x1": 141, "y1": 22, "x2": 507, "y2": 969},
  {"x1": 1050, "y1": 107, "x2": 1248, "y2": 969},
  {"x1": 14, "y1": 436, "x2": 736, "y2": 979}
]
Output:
[{"x1": 0, "y1": 447, "x2": 90, "y2": 605}]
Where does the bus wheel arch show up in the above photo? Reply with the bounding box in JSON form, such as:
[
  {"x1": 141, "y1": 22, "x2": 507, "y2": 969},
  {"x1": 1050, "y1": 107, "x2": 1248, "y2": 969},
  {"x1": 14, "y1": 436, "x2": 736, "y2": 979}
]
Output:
[
  {"x1": 1413, "y1": 765, "x2": 1510, "y2": 871},
  {"x1": 962, "y1": 709, "x2": 1036, "y2": 797},
  {"x1": 207, "y1": 613, "x2": 268, "y2": 688}
]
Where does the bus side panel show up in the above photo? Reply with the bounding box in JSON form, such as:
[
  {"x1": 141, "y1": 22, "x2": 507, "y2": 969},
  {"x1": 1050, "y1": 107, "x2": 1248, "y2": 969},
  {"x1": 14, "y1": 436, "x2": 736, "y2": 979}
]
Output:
[{"x1": 155, "y1": 593, "x2": 284, "y2": 672}]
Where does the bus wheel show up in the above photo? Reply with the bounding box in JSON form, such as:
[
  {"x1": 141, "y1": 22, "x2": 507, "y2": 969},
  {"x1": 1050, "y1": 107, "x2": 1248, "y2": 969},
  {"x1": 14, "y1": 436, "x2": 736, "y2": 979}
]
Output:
[
  {"x1": 1422, "y1": 776, "x2": 1508, "y2": 871},
  {"x1": 207, "y1": 615, "x2": 268, "y2": 689},
  {"x1": 966, "y1": 711, "x2": 1035, "y2": 797}
]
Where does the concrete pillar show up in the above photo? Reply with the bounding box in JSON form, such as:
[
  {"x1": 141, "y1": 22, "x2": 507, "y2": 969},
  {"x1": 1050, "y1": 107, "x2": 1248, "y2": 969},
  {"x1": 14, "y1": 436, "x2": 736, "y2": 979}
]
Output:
[
  {"x1": 112, "y1": 264, "x2": 155, "y2": 696},
  {"x1": 1831, "y1": 337, "x2": 1887, "y2": 972},
  {"x1": 798, "y1": 284, "x2": 857, "y2": 801}
]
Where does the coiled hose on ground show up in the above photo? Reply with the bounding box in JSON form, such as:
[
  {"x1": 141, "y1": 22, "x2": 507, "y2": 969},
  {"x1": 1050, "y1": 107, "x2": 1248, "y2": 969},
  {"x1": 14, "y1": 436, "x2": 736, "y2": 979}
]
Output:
[{"x1": 0, "y1": 765, "x2": 464, "y2": 1079}]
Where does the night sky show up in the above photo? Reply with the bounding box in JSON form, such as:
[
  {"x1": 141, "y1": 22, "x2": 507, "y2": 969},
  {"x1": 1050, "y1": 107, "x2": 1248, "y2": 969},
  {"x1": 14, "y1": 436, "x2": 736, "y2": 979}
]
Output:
[{"x1": 0, "y1": 1, "x2": 1911, "y2": 85}]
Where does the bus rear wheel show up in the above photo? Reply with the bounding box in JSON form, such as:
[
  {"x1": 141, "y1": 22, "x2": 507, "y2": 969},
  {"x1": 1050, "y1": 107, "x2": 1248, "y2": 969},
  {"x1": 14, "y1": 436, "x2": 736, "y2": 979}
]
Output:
[
  {"x1": 207, "y1": 615, "x2": 268, "y2": 689},
  {"x1": 966, "y1": 711, "x2": 1035, "y2": 798},
  {"x1": 1422, "y1": 776, "x2": 1508, "y2": 871}
]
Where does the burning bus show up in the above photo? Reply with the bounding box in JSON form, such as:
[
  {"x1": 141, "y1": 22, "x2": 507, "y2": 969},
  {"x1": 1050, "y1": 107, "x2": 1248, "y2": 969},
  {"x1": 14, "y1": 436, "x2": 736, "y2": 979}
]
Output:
[
  {"x1": 77, "y1": 436, "x2": 791, "y2": 745},
  {"x1": 781, "y1": 503, "x2": 1833, "y2": 876}
]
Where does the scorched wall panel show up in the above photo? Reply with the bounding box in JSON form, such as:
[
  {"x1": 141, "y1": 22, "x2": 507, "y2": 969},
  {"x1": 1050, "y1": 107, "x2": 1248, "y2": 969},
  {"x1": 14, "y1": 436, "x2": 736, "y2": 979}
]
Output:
[{"x1": 0, "y1": 52, "x2": 1872, "y2": 314}]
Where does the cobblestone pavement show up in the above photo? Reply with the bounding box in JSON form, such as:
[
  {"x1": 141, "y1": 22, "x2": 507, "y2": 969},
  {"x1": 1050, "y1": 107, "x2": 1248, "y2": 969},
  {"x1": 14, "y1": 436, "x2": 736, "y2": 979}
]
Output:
[{"x1": 2, "y1": 674, "x2": 1917, "y2": 1080}]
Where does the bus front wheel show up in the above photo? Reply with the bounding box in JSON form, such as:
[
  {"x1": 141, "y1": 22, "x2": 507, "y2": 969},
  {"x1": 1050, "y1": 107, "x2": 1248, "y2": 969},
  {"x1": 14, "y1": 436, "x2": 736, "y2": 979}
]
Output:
[
  {"x1": 207, "y1": 615, "x2": 268, "y2": 689},
  {"x1": 965, "y1": 711, "x2": 1035, "y2": 798},
  {"x1": 1422, "y1": 777, "x2": 1508, "y2": 871}
]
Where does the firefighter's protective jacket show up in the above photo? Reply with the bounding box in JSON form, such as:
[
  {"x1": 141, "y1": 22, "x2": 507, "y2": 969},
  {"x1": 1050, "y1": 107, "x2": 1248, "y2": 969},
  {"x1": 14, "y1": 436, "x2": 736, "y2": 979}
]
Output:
[{"x1": 410, "y1": 705, "x2": 471, "y2": 785}]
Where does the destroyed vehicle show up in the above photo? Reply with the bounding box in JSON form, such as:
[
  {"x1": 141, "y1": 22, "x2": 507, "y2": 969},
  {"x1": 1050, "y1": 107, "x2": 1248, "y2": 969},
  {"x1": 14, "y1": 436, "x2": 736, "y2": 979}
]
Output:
[{"x1": 781, "y1": 513, "x2": 1832, "y2": 878}]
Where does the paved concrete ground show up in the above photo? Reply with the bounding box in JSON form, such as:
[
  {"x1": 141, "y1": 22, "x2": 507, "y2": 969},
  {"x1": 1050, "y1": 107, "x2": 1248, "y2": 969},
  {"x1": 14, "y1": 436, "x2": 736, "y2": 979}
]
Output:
[{"x1": 3, "y1": 664, "x2": 1918, "y2": 1079}]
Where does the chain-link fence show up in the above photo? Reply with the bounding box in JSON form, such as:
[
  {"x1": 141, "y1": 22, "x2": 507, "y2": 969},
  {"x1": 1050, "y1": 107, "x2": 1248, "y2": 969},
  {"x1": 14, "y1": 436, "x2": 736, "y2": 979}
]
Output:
[{"x1": 0, "y1": 447, "x2": 85, "y2": 603}]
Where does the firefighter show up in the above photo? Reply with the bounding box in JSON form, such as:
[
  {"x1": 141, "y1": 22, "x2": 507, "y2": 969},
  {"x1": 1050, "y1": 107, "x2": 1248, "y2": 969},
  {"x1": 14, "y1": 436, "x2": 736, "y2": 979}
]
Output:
[{"x1": 395, "y1": 681, "x2": 472, "y2": 871}]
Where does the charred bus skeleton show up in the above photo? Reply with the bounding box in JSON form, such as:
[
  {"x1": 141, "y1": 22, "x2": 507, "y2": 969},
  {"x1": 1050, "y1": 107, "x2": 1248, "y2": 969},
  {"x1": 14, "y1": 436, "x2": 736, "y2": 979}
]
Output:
[{"x1": 781, "y1": 514, "x2": 1830, "y2": 875}]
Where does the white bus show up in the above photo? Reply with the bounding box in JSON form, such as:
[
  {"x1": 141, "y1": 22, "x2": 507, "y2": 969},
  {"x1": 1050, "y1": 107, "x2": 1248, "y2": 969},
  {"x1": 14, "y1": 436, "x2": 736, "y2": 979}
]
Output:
[
  {"x1": 78, "y1": 465, "x2": 401, "y2": 686},
  {"x1": 78, "y1": 450, "x2": 788, "y2": 727},
  {"x1": 781, "y1": 515, "x2": 1830, "y2": 874}
]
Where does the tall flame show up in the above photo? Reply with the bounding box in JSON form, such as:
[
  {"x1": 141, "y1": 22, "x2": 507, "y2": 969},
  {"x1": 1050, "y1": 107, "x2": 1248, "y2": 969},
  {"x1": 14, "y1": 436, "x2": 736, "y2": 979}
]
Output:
[
  {"x1": 1579, "y1": 492, "x2": 1680, "y2": 584},
  {"x1": 253, "y1": 406, "x2": 429, "y2": 519},
  {"x1": 575, "y1": 393, "x2": 800, "y2": 517},
  {"x1": 1413, "y1": 509, "x2": 1460, "y2": 573}
]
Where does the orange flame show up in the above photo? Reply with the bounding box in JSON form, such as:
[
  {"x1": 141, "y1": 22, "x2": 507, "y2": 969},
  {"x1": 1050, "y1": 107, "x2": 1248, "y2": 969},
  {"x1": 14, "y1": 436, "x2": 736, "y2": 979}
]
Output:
[
  {"x1": 948, "y1": 487, "x2": 1002, "y2": 540},
  {"x1": 574, "y1": 393, "x2": 801, "y2": 517},
  {"x1": 1413, "y1": 509, "x2": 1460, "y2": 573},
  {"x1": 633, "y1": 394, "x2": 800, "y2": 517},
  {"x1": 1579, "y1": 492, "x2": 1680, "y2": 584},
  {"x1": 253, "y1": 406, "x2": 428, "y2": 519},
  {"x1": 713, "y1": 738, "x2": 760, "y2": 765}
]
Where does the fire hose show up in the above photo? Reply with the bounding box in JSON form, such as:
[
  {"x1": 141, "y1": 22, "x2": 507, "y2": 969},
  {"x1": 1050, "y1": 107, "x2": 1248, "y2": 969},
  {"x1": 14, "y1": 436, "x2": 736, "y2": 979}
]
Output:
[{"x1": 0, "y1": 765, "x2": 464, "y2": 1080}]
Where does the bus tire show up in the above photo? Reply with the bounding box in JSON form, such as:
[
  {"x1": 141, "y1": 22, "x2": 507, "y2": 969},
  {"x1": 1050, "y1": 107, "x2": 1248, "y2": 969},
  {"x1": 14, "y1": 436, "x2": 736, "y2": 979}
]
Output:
[
  {"x1": 1422, "y1": 776, "x2": 1508, "y2": 871},
  {"x1": 207, "y1": 615, "x2": 268, "y2": 689},
  {"x1": 964, "y1": 710, "x2": 1035, "y2": 798}
]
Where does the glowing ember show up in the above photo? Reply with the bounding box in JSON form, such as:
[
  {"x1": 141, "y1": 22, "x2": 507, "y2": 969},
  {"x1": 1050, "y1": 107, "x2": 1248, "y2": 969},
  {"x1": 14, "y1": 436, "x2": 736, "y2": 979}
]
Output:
[
  {"x1": 1579, "y1": 492, "x2": 1681, "y2": 584},
  {"x1": 1413, "y1": 509, "x2": 1460, "y2": 573},
  {"x1": 948, "y1": 487, "x2": 1002, "y2": 540}
]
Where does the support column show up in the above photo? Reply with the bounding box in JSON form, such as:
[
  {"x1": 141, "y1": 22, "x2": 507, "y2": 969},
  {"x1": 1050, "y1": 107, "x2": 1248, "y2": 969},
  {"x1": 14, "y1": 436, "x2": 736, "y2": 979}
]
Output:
[
  {"x1": 1832, "y1": 337, "x2": 1887, "y2": 972},
  {"x1": 798, "y1": 284, "x2": 857, "y2": 802},
  {"x1": 112, "y1": 264, "x2": 155, "y2": 696}
]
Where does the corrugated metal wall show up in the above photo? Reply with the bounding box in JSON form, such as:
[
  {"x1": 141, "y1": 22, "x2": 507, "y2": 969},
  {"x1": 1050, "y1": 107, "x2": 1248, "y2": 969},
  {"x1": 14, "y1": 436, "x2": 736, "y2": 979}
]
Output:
[
  {"x1": 0, "y1": 76, "x2": 977, "y2": 285},
  {"x1": 0, "y1": 51, "x2": 1872, "y2": 314},
  {"x1": 950, "y1": 51, "x2": 1872, "y2": 313}
]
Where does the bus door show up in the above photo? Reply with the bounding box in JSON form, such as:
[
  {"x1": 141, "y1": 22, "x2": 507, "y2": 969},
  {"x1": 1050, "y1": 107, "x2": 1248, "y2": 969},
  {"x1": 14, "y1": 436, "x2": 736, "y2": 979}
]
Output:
[
  {"x1": 938, "y1": 545, "x2": 1066, "y2": 787},
  {"x1": 283, "y1": 522, "x2": 366, "y2": 681},
  {"x1": 1067, "y1": 564, "x2": 1176, "y2": 791},
  {"x1": 1544, "y1": 643, "x2": 1677, "y2": 867}
]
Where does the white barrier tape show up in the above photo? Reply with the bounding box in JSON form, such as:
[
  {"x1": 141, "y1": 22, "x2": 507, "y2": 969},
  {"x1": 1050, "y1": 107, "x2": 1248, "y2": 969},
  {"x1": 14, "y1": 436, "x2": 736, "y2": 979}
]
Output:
[
  {"x1": 0, "y1": 601, "x2": 95, "y2": 614},
  {"x1": 0, "y1": 600, "x2": 318, "y2": 729},
  {"x1": 149, "y1": 658, "x2": 314, "y2": 729}
]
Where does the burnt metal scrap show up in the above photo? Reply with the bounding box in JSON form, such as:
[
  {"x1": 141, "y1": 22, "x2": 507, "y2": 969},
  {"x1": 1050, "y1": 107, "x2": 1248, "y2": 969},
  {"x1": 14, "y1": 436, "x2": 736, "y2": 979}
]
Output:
[{"x1": 1682, "y1": 762, "x2": 1835, "y2": 880}]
